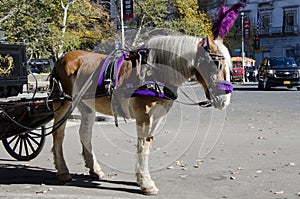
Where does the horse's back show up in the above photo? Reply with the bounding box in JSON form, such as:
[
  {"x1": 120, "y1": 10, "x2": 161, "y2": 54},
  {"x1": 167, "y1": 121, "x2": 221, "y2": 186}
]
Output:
[{"x1": 56, "y1": 50, "x2": 106, "y2": 96}]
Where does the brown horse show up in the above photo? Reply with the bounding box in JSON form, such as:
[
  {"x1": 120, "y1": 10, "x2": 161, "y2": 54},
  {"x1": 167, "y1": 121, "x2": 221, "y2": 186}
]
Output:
[{"x1": 51, "y1": 35, "x2": 233, "y2": 195}]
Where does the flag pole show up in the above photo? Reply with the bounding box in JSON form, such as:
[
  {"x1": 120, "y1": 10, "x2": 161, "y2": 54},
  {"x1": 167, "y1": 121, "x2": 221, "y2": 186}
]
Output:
[{"x1": 120, "y1": 0, "x2": 125, "y2": 49}]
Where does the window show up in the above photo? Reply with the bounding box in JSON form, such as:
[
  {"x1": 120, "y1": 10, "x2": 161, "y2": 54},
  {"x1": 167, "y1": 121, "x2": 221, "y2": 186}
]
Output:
[
  {"x1": 283, "y1": 7, "x2": 298, "y2": 33},
  {"x1": 260, "y1": 13, "x2": 271, "y2": 34},
  {"x1": 286, "y1": 49, "x2": 296, "y2": 58}
]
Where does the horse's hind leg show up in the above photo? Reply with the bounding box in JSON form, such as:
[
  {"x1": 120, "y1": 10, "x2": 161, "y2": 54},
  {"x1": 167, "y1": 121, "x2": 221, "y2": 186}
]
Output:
[
  {"x1": 78, "y1": 101, "x2": 105, "y2": 179},
  {"x1": 52, "y1": 101, "x2": 72, "y2": 181}
]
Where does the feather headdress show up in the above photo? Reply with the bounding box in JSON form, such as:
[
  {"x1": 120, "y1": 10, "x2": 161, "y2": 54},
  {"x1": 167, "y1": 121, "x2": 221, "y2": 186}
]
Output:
[{"x1": 212, "y1": 3, "x2": 245, "y2": 39}]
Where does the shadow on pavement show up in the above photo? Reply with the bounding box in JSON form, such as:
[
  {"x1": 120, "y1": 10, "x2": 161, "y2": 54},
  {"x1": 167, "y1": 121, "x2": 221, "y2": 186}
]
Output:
[{"x1": 0, "y1": 163, "x2": 142, "y2": 195}]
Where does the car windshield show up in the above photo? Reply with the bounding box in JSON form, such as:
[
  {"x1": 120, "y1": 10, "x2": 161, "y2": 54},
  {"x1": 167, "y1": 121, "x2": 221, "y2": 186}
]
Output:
[{"x1": 269, "y1": 57, "x2": 298, "y2": 68}]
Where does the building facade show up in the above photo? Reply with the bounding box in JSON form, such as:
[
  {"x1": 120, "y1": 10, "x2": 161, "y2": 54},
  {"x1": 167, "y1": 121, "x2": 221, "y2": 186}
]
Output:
[{"x1": 226, "y1": 0, "x2": 300, "y2": 65}]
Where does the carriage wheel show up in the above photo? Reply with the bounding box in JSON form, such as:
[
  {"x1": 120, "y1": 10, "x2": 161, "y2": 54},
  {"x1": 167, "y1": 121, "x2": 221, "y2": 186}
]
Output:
[{"x1": 2, "y1": 126, "x2": 46, "y2": 161}]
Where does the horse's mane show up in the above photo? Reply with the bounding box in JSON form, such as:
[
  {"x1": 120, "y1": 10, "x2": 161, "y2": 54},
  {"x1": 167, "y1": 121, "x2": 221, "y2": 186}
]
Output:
[
  {"x1": 147, "y1": 35, "x2": 203, "y2": 67},
  {"x1": 146, "y1": 35, "x2": 204, "y2": 85},
  {"x1": 146, "y1": 35, "x2": 231, "y2": 85}
]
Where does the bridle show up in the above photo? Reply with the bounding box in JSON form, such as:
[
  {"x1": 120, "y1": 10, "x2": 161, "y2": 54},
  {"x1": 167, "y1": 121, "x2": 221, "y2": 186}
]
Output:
[
  {"x1": 207, "y1": 51, "x2": 231, "y2": 84},
  {"x1": 194, "y1": 50, "x2": 233, "y2": 105}
]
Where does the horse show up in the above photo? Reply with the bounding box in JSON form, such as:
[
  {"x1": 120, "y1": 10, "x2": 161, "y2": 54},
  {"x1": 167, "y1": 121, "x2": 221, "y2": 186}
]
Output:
[{"x1": 50, "y1": 34, "x2": 233, "y2": 195}]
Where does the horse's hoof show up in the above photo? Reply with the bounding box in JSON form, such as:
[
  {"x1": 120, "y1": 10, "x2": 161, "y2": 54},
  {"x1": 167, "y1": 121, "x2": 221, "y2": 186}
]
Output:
[
  {"x1": 141, "y1": 186, "x2": 159, "y2": 195},
  {"x1": 90, "y1": 170, "x2": 105, "y2": 179},
  {"x1": 57, "y1": 173, "x2": 72, "y2": 182}
]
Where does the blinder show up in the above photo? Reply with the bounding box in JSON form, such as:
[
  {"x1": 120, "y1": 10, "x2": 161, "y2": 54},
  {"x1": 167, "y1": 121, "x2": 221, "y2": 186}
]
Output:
[{"x1": 209, "y1": 53, "x2": 225, "y2": 71}]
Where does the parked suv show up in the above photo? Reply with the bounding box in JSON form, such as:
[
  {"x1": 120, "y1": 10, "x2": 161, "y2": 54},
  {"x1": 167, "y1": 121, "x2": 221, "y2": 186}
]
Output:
[{"x1": 258, "y1": 57, "x2": 300, "y2": 90}]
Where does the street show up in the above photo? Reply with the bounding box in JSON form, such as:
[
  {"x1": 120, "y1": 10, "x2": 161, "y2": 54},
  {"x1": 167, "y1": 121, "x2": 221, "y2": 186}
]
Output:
[{"x1": 0, "y1": 83, "x2": 300, "y2": 199}]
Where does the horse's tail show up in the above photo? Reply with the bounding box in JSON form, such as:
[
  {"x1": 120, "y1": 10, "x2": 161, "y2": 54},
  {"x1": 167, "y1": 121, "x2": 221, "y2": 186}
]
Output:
[{"x1": 49, "y1": 58, "x2": 62, "y2": 95}]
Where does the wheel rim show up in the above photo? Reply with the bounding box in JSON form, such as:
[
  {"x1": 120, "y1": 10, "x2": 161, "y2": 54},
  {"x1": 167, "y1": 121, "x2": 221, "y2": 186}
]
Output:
[{"x1": 2, "y1": 127, "x2": 45, "y2": 161}]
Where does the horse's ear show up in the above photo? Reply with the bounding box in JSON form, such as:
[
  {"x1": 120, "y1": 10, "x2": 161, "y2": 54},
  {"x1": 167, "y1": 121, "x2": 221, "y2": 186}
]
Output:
[
  {"x1": 205, "y1": 36, "x2": 219, "y2": 53},
  {"x1": 198, "y1": 37, "x2": 207, "y2": 48}
]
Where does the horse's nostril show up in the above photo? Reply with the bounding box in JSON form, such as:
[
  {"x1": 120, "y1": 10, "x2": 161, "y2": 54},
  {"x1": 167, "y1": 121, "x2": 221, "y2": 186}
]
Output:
[{"x1": 222, "y1": 101, "x2": 226, "y2": 108}]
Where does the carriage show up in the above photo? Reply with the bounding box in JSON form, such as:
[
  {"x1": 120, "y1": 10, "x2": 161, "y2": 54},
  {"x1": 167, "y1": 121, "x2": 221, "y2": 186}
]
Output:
[
  {"x1": 0, "y1": 96, "x2": 54, "y2": 160},
  {"x1": 0, "y1": 43, "x2": 55, "y2": 160}
]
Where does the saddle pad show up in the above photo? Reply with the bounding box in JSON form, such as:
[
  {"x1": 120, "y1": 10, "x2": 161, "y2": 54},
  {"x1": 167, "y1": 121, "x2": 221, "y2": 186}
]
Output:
[{"x1": 124, "y1": 81, "x2": 178, "y2": 100}]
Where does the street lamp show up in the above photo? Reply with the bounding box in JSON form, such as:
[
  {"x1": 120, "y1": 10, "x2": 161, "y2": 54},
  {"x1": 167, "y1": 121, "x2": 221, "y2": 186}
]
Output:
[{"x1": 241, "y1": 12, "x2": 245, "y2": 83}]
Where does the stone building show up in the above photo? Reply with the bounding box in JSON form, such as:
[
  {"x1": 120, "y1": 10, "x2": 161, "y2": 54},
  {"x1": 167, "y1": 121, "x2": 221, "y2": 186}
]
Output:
[{"x1": 225, "y1": 0, "x2": 300, "y2": 65}]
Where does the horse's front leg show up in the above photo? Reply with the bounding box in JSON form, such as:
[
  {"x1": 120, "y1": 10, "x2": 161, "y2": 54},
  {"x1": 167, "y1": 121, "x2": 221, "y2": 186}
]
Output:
[
  {"x1": 52, "y1": 101, "x2": 72, "y2": 181},
  {"x1": 135, "y1": 101, "x2": 170, "y2": 195},
  {"x1": 136, "y1": 122, "x2": 158, "y2": 195},
  {"x1": 78, "y1": 102, "x2": 105, "y2": 179}
]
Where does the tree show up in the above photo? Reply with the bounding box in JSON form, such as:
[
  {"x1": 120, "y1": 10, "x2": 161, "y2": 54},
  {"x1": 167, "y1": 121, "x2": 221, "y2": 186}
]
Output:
[
  {"x1": 132, "y1": 0, "x2": 212, "y2": 36},
  {"x1": 173, "y1": 0, "x2": 212, "y2": 37},
  {"x1": 0, "y1": 0, "x2": 113, "y2": 60},
  {"x1": 133, "y1": 0, "x2": 172, "y2": 28},
  {"x1": 197, "y1": 0, "x2": 224, "y2": 13}
]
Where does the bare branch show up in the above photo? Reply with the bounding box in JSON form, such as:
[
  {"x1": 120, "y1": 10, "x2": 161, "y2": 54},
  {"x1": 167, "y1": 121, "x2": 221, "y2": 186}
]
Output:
[{"x1": 0, "y1": 10, "x2": 15, "y2": 24}]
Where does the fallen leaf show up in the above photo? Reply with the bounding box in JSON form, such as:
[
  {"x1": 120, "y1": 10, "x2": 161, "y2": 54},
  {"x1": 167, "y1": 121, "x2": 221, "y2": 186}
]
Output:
[
  {"x1": 258, "y1": 136, "x2": 267, "y2": 140},
  {"x1": 273, "y1": 191, "x2": 284, "y2": 195},
  {"x1": 179, "y1": 175, "x2": 188, "y2": 178},
  {"x1": 286, "y1": 162, "x2": 296, "y2": 166},
  {"x1": 231, "y1": 170, "x2": 241, "y2": 175},
  {"x1": 36, "y1": 190, "x2": 47, "y2": 194}
]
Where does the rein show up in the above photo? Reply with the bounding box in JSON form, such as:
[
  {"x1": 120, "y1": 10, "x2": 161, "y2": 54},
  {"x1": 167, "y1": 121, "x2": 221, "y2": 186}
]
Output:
[
  {"x1": 173, "y1": 87, "x2": 211, "y2": 107},
  {"x1": 175, "y1": 79, "x2": 233, "y2": 108}
]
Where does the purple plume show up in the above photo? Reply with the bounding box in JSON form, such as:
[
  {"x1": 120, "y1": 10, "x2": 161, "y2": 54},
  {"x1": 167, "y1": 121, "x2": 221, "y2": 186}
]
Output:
[{"x1": 212, "y1": 3, "x2": 245, "y2": 39}]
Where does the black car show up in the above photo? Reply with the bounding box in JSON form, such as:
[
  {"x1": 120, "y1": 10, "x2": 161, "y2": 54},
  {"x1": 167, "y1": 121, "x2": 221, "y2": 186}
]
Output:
[{"x1": 258, "y1": 57, "x2": 300, "y2": 90}]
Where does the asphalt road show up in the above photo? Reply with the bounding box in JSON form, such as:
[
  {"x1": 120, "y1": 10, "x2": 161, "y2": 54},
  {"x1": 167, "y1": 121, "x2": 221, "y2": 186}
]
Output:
[{"x1": 0, "y1": 83, "x2": 300, "y2": 199}]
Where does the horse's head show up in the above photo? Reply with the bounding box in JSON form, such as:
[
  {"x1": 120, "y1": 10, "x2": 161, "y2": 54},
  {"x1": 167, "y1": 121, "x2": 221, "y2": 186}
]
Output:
[{"x1": 194, "y1": 36, "x2": 232, "y2": 110}]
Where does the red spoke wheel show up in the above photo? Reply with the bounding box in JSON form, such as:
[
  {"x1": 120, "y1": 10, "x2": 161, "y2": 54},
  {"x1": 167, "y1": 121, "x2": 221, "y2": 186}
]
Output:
[{"x1": 2, "y1": 126, "x2": 46, "y2": 161}]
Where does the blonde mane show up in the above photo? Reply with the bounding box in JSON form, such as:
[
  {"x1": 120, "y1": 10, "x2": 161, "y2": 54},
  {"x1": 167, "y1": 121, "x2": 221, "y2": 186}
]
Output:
[
  {"x1": 146, "y1": 35, "x2": 231, "y2": 86},
  {"x1": 146, "y1": 35, "x2": 204, "y2": 85}
]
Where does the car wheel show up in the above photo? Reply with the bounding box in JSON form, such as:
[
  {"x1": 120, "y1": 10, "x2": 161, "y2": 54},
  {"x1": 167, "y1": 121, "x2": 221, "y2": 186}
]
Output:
[{"x1": 297, "y1": 87, "x2": 300, "y2": 91}]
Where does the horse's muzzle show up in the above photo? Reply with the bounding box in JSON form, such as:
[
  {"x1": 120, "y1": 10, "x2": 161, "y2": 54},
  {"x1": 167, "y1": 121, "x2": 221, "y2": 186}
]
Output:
[{"x1": 211, "y1": 93, "x2": 231, "y2": 110}]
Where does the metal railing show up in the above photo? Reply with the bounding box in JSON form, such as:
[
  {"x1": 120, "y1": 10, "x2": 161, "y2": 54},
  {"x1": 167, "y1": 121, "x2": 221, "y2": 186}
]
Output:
[{"x1": 260, "y1": 25, "x2": 298, "y2": 36}]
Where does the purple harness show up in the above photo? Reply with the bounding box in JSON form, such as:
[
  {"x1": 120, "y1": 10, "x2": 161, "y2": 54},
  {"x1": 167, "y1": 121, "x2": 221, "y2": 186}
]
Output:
[
  {"x1": 97, "y1": 51, "x2": 128, "y2": 87},
  {"x1": 216, "y1": 80, "x2": 233, "y2": 94},
  {"x1": 124, "y1": 81, "x2": 178, "y2": 100},
  {"x1": 96, "y1": 51, "x2": 177, "y2": 100}
]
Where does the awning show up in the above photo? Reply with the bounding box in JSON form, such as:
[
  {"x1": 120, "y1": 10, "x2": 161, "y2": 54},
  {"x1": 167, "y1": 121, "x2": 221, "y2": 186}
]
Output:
[{"x1": 231, "y1": 57, "x2": 256, "y2": 64}]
